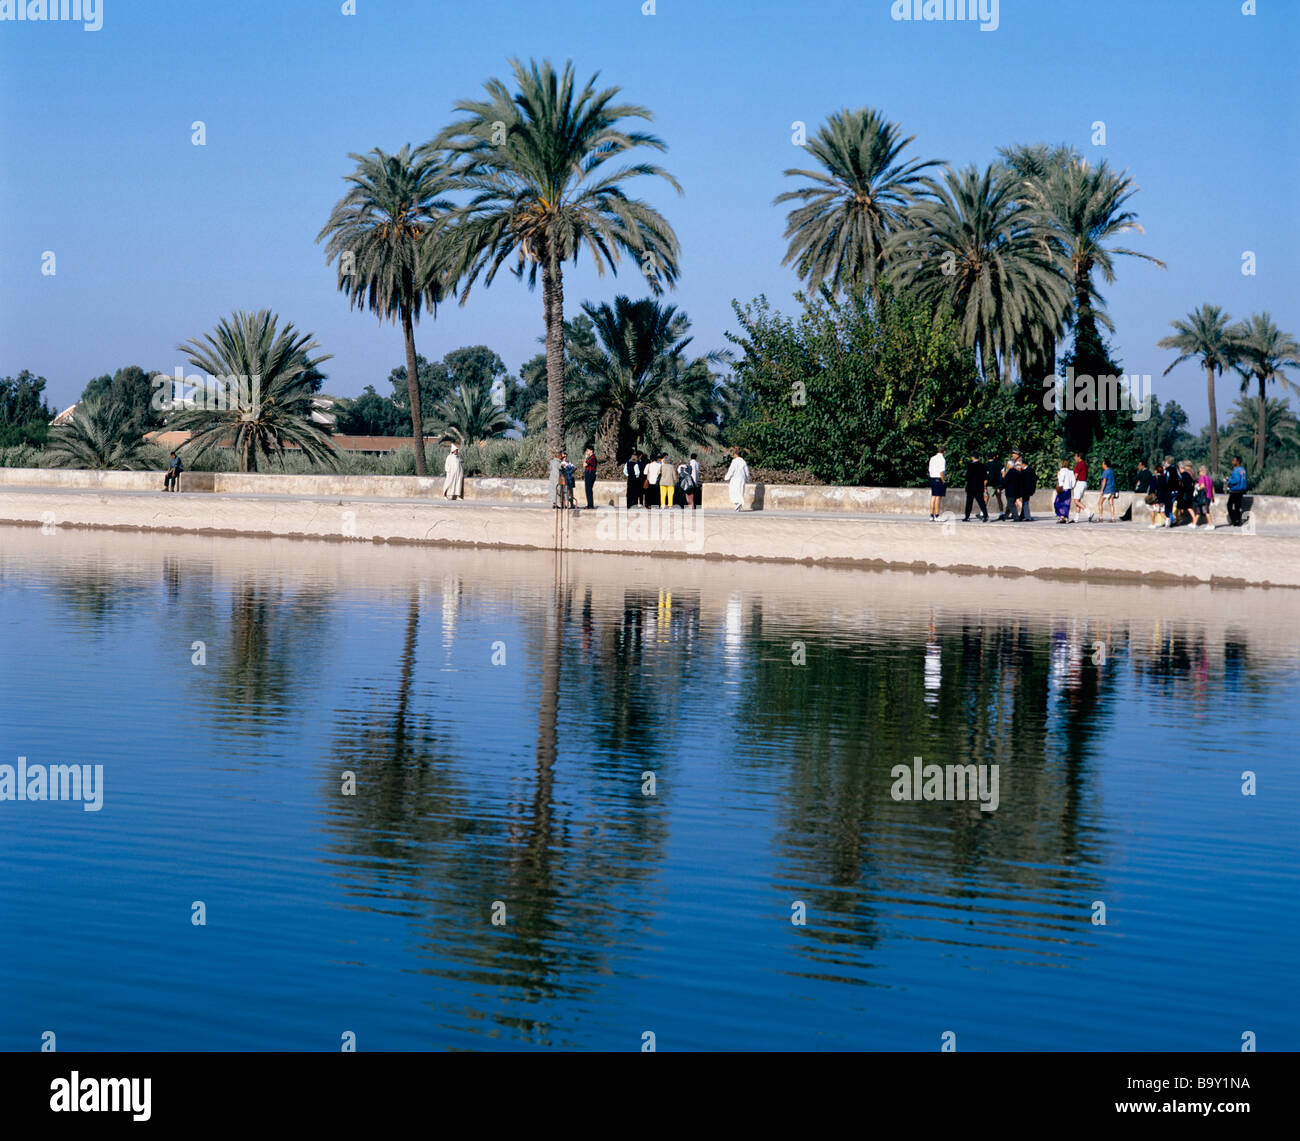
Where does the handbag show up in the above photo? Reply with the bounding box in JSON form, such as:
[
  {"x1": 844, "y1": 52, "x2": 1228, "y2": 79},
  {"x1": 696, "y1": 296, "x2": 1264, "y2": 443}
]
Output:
[{"x1": 1144, "y1": 492, "x2": 1158, "y2": 505}]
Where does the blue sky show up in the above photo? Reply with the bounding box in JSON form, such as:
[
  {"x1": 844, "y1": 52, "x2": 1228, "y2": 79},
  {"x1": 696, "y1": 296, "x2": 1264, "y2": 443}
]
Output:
[{"x1": 2, "y1": 0, "x2": 1296, "y2": 429}]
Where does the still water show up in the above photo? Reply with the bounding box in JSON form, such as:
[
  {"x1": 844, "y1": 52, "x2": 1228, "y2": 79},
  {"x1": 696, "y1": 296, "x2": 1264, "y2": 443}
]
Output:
[{"x1": 1, "y1": 526, "x2": 1296, "y2": 1051}]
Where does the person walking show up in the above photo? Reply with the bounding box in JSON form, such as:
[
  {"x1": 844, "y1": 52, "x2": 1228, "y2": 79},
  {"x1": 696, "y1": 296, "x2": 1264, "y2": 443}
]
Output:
[
  {"x1": 1070, "y1": 452, "x2": 1088, "y2": 519},
  {"x1": 928, "y1": 446, "x2": 946, "y2": 520},
  {"x1": 1146, "y1": 462, "x2": 1165, "y2": 528},
  {"x1": 644, "y1": 453, "x2": 663, "y2": 507},
  {"x1": 1227, "y1": 455, "x2": 1247, "y2": 526},
  {"x1": 658, "y1": 453, "x2": 677, "y2": 509},
  {"x1": 1018, "y1": 458, "x2": 1037, "y2": 521},
  {"x1": 724, "y1": 447, "x2": 750, "y2": 512},
  {"x1": 1096, "y1": 459, "x2": 1117, "y2": 522},
  {"x1": 984, "y1": 453, "x2": 1005, "y2": 518},
  {"x1": 1133, "y1": 459, "x2": 1152, "y2": 496},
  {"x1": 1195, "y1": 464, "x2": 1214, "y2": 527},
  {"x1": 442, "y1": 443, "x2": 464, "y2": 500},
  {"x1": 624, "y1": 451, "x2": 643, "y2": 509},
  {"x1": 1003, "y1": 455, "x2": 1023, "y2": 521},
  {"x1": 962, "y1": 452, "x2": 988, "y2": 521},
  {"x1": 1054, "y1": 458, "x2": 1075, "y2": 522},
  {"x1": 677, "y1": 456, "x2": 697, "y2": 508},
  {"x1": 1162, "y1": 456, "x2": 1177, "y2": 526},
  {"x1": 582, "y1": 445, "x2": 597, "y2": 509}
]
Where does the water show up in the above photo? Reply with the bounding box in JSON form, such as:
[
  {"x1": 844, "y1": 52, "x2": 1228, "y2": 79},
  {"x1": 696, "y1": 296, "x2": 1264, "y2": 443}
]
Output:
[{"x1": 1, "y1": 525, "x2": 1296, "y2": 1051}]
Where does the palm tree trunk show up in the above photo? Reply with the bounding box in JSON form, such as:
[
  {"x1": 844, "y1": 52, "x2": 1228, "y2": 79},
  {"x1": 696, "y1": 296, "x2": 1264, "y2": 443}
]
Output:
[
  {"x1": 1205, "y1": 362, "x2": 1220, "y2": 479},
  {"x1": 401, "y1": 305, "x2": 428, "y2": 478},
  {"x1": 1256, "y1": 374, "x2": 1267, "y2": 473},
  {"x1": 542, "y1": 256, "x2": 566, "y2": 457}
]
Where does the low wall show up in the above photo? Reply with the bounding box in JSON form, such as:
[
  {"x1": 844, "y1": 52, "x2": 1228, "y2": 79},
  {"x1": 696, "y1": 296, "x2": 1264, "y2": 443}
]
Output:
[
  {"x1": 1, "y1": 466, "x2": 1294, "y2": 522},
  {"x1": 1, "y1": 486, "x2": 1296, "y2": 587}
]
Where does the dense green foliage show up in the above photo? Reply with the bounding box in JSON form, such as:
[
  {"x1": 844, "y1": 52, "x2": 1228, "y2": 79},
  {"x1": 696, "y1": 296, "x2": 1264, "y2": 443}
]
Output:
[
  {"x1": 727, "y1": 288, "x2": 1057, "y2": 486},
  {"x1": 0, "y1": 370, "x2": 54, "y2": 447}
]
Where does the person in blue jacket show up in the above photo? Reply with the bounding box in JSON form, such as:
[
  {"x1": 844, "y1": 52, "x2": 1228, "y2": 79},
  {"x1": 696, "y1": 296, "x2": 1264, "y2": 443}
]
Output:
[{"x1": 1227, "y1": 456, "x2": 1248, "y2": 527}]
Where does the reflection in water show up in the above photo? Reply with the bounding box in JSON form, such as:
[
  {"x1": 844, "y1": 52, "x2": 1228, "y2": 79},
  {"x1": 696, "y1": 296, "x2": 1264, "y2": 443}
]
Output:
[{"x1": 5, "y1": 532, "x2": 1297, "y2": 1051}]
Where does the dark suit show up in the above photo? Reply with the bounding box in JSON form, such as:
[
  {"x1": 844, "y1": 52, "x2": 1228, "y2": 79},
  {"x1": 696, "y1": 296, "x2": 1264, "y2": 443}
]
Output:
[{"x1": 963, "y1": 460, "x2": 987, "y2": 520}]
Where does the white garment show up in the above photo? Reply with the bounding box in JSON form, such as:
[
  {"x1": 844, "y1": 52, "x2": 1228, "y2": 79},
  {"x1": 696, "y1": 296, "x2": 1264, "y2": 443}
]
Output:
[
  {"x1": 645, "y1": 460, "x2": 662, "y2": 484},
  {"x1": 1057, "y1": 468, "x2": 1075, "y2": 491},
  {"x1": 443, "y1": 451, "x2": 464, "y2": 498},
  {"x1": 724, "y1": 456, "x2": 750, "y2": 506},
  {"x1": 689, "y1": 458, "x2": 700, "y2": 484},
  {"x1": 928, "y1": 452, "x2": 946, "y2": 479}
]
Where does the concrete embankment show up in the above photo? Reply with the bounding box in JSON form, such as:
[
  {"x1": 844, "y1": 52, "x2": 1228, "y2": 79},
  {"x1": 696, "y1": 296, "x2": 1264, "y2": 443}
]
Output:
[
  {"x1": 2, "y1": 466, "x2": 1296, "y2": 523},
  {"x1": 1, "y1": 479, "x2": 1296, "y2": 587}
]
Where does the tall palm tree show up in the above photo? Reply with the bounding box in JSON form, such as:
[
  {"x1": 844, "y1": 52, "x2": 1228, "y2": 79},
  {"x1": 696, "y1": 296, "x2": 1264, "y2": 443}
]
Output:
[
  {"x1": 775, "y1": 107, "x2": 939, "y2": 298},
  {"x1": 1226, "y1": 394, "x2": 1300, "y2": 467},
  {"x1": 46, "y1": 398, "x2": 152, "y2": 470},
  {"x1": 317, "y1": 144, "x2": 456, "y2": 476},
  {"x1": 433, "y1": 384, "x2": 513, "y2": 445},
  {"x1": 567, "y1": 295, "x2": 724, "y2": 460},
  {"x1": 429, "y1": 58, "x2": 682, "y2": 456},
  {"x1": 1157, "y1": 304, "x2": 1240, "y2": 478},
  {"x1": 171, "y1": 310, "x2": 338, "y2": 473},
  {"x1": 889, "y1": 164, "x2": 1068, "y2": 383},
  {"x1": 1231, "y1": 312, "x2": 1300, "y2": 472},
  {"x1": 1029, "y1": 158, "x2": 1165, "y2": 340}
]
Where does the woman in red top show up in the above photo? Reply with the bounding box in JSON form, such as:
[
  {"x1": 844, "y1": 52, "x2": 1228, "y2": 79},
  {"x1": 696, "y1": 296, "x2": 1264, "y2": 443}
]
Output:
[{"x1": 1071, "y1": 452, "x2": 1088, "y2": 518}]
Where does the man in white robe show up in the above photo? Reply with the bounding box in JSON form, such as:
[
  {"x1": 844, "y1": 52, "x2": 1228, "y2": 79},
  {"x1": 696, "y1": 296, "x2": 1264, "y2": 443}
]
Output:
[{"x1": 443, "y1": 444, "x2": 464, "y2": 499}]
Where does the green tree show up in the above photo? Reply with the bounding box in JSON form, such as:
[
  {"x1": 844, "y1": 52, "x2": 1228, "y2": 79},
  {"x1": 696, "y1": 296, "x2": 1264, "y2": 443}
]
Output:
[
  {"x1": 387, "y1": 353, "x2": 453, "y2": 422},
  {"x1": 334, "y1": 385, "x2": 409, "y2": 436},
  {"x1": 431, "y1": 57, "x2": 682, "y2": 456},
  {"x1": 774, "y1": 107, "x2": 939, "y2": 298},
  {"x1": 46, "y1": 398, "x2": 152, "y2": 470},
  {"x1": 727, "y1": 286, "x2": 1055, "y2": 485},
  {"x1": 566, "y1": 295, "x2": 724, "y2": 461},
  {"x1": 1156, "y1": 304, "x2": 1240, "y2": 478},
  {"x1": 1226, "y1": 394, "x2": 1300, "y2": 473},
  {"x1": 433, "y1": 384, "x2": 513, "y2": 446},
  {"x1": 80, "y1": 365, "x2": 166, "y2": 440},
  {"x1": 0, "y1": 370, "x2": 54, "y2": 447},
  {"x1": 317, "y1": 144, "x2": 457, "y2": 476},
  {"x1": 1230, "y1": 312, "x2": 1300, "y2": 473},
  {"x1": 171, "y1": 310, "x2": 339, "y2": 473},
  {"x1": 889, "y1": 164, "x2": 1068, "y2": 384}
]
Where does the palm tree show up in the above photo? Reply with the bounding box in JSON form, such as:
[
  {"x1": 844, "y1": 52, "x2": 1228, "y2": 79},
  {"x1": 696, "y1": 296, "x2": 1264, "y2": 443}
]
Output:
[
  {"x1": 1157, "y1": 304, "x2": 1240, "y2": 478},
  {"x1": 889, "y1": 164, "x2": 1068, "y2": 383},
  {"x1": 429, "y1": 57, "x2": 682, "y2": 456},
  {"x1": 433, "y1": 384, "x2": 513, "y2": 445},
  {"x1": 775, "y1": 107, "x2": 939, "y2": 298},
  {"x1": 1029, "y1": 158, "x2": 1165, "y2": 340},
  {"x1": 170, "y1": 310, "x2": 338, "y2": 473},
  {"x1": 1226, "y1": 395, "x2": 1300, "y2": 468},
  {"x1": 1231, "y1": 312, "x2": 1300, "y2": 473},
  {"x1": 317, "y1": 144, "x2": 456, "y2": 476},
  {"x1": 46, "y1": 399, "x2": 152, "y2": 470},
  {"x1": 566, "y1": 295, "x2": 724, "y2": 460}
]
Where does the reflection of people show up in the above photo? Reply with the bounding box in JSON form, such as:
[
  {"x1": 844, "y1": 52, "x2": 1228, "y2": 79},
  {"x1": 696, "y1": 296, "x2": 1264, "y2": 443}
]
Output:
[
  {"x1": 724, "y1": 448, "x2": 750, "y2": 512},
  {"x1": 442, "y1": 444, "x2": 464, "y2": 500},
  {"x1": 163, "y1": 451, "x2": 183, "y2": 492}
]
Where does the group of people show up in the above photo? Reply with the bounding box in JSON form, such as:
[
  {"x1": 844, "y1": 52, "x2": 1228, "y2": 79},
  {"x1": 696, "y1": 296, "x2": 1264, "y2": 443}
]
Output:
[
  {"x1": 1133, "y1": 455, "x2": 1250, "y2": 528},
  {"x1": 929, "y1": 448, "x2": 1041, "y2": 523},
  {"x1": 929, "y1": 447, "x2": 1251, "y2": 529},
  {"x1": 619, "y1": 450, "x2": 705, "y2": 510}
]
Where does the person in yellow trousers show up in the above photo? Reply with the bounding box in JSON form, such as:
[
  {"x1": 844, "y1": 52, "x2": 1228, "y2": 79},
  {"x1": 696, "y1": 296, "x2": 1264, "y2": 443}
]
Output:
[{"x1": 658, "y1": 453, "x2": 677, "y2": 508}]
